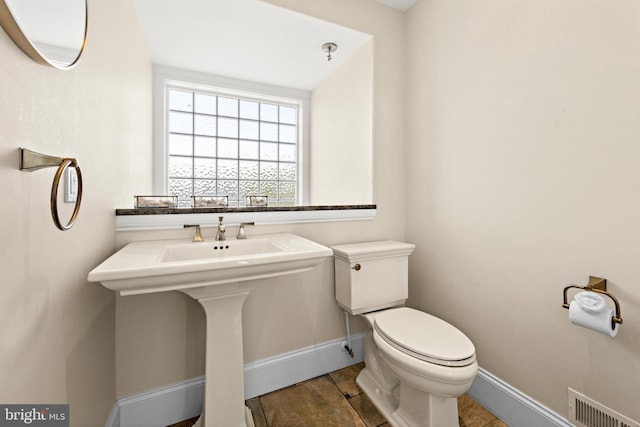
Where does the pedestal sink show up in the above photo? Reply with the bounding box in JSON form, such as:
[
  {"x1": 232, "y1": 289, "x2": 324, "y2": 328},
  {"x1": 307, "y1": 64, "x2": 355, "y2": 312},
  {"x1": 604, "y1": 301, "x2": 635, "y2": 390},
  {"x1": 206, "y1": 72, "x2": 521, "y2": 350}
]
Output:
[{"x1": 88, "y1": 233, "x2": 332, "y2": 427}]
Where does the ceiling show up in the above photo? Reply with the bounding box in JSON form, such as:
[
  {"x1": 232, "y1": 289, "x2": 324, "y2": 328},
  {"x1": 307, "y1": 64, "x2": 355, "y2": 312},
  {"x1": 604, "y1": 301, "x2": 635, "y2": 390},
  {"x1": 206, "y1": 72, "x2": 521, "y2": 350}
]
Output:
[
  {"x1": 373, "y1": 0, "x2": 418, "y2": 12},
  {"x1": 132, "y1": 0, "x2": 373, "y2": 91}
]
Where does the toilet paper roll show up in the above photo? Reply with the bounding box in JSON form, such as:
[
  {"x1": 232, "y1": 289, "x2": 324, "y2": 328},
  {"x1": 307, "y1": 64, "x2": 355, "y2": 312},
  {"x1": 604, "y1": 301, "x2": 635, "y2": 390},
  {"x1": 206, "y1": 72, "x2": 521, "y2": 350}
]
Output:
[{"x1": 569, "y1": 299, "x2": 618, "y2": 337}]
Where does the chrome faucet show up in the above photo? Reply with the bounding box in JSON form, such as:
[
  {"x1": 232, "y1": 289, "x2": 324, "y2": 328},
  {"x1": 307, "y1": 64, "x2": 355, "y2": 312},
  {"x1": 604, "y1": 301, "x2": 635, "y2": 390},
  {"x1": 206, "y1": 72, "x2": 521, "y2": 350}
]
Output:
[
  {"x1": 215, "y1": 216, "x2": 226, "y2": 241},
  {"x1": 236, "y1": 222, "x2": 255, "y2": 239},
  {"x1": 184, "y1": 224, "x2": 203, "y2": 242}
]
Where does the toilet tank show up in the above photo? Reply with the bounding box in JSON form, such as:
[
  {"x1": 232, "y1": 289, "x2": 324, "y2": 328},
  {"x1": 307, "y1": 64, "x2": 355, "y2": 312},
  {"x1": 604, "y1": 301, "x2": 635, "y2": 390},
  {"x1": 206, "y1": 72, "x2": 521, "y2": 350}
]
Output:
[{"x1": 331, "y1": 241, "x2": 415, "y2": 315}]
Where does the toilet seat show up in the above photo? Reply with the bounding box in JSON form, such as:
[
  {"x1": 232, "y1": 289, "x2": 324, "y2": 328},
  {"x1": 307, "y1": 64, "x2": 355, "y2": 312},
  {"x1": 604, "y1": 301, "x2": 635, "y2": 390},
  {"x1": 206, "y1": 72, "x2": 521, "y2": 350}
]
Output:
[{"x1": 374, "y1": 307, "x2": 476, "y2": 367}]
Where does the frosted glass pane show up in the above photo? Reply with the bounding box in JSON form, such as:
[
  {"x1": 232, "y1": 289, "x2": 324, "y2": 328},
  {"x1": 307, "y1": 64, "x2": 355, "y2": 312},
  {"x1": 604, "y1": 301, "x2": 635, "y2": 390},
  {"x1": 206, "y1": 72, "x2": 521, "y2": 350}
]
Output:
[
  {"x1": 260, "y1": 122, "x2": 278, "y2": 142},
  {"x1": 195, "y1": 93, "x2": 216, "y2": 114},
  {"x1": 279, "y1": 182, "x2": 296, "y2": 199},
  {"x1": 239, "y1": 140, "x2": 259, "y2": 159},
  {"x1": 280, "y1": 106, "x2": 296, "y2": 124},
  {"x1": 239, "y1": 160, "x2": 259, "y2": 180},
  {"x1": 279, "y1": 124, "x2": 296, "y2": 143},
  {"x1": 218, "y1": 138, "x2": 238, "y2": 158},
  {"x1": 194, "y1": 158, "x2": 216, "y2": 178},
  {"x1": 218, "y1": 180, "x2": 238, "y2": 200},
  {"x1": 260, "y1": 103, "x2": 278, "y2": 122},
  {"x1": 169, "y1": 134, "x2": 192, "y2": 156},
  {"x1": 260, "y1": 161, "x2": 278, "y2": 180},
  {"x1": 194, "y1": 179, "x2": 216, "y2": 195},
  {"x1": 219, "y1": 97, "x2": 238, "y2": 117},
  {"x1": 169, "y1": 112, "x2": 193, "y2": 134},
  {"x1": 169, "y1": 156, "x2": 193, "y2": 178},
  {"x1": 279, "y1": 143, "x2": 296, "y2": 162},
  {"x1": 169, "y1": 90, "x2": 193, "y2": 112},
  {"x1": 239, "y1": 180, "x2": 259, "y2": 196},
  {"x1": 219, "y1": 117, "x2": 238, "y2": 138},
  {"x1": 240, "y1": 100, "x2": 259, "y2": 119},
  {"x1": 194, "y1": 114, "x2": 216, "y2": 136},
  {"x1": 169, "y1": 178, "x2": 192, "y2": 198},
  {"x1": 166, "y1": 90, "x2": 302, "y2": 204},
  {"x1": 260, "y1": 142, "x2": 278, "y2": 161},
  {"x1": 239, "y1": 120, "x2": 259, "y2": 140},
  {"x1": 218, "y1": 159, "x2": 238, "y2": 179},
  {"x1": 279, "y1": 162, "x2": 296, "y2": 181},
  {"x1": 260, "y1": 181, "x2": 277, "y2": 198},
  {"x1": 194, "y1": 136, "x2": 216, "y2": 157}
]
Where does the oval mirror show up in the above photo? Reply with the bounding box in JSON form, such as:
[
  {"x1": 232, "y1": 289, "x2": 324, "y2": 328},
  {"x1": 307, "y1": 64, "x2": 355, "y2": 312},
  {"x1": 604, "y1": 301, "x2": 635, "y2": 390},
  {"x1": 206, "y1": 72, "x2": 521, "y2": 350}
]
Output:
[{"x1": 0, "y1": 0, "x2": 87, "y2": 69}]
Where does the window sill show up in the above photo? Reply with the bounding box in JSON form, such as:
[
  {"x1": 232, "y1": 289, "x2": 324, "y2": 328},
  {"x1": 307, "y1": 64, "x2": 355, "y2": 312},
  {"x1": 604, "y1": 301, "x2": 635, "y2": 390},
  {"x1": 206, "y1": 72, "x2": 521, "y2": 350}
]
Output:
[{"x1": 115, "y1": 205, "x2": 377, "y2": 231}]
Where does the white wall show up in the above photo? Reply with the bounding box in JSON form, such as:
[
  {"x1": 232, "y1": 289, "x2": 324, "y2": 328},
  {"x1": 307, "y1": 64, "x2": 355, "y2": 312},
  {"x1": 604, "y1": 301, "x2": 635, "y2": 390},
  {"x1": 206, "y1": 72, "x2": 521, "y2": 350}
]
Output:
[
  {"x1": 0, "y1": 0, "x2": 152, "y2": 424},
  {"x1": 311, "y1": 39, "x2": 373, "y2": 205},
  {"x1": 406, "y1": 0, "x2": 640, "y2": 421}
]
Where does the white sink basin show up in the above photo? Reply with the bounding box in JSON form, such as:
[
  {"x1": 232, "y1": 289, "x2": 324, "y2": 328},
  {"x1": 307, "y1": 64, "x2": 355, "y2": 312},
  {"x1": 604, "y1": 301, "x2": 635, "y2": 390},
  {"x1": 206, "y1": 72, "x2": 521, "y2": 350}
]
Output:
[
  {"x1": 88, "y1": 232, "x2": 332, "y2": 296},
  {"x1": 161, "y1": 239, "x2": 282, "y2": 262},
  {"x1": 89, "y1": 232, "x2": 331, "y2": 427}
]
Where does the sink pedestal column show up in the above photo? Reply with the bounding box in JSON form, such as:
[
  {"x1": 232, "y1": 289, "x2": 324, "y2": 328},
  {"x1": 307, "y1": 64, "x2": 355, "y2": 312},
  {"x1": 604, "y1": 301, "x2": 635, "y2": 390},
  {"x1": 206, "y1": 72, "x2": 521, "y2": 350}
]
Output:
[{"x1": 182, "y1": 286, "x2": 255, "y2": 427}]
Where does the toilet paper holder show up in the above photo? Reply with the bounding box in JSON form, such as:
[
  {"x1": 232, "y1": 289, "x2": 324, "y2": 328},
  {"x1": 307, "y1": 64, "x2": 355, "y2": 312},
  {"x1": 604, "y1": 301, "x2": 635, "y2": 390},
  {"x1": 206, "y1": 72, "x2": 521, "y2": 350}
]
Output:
[{"x1": 562, "y1": 276, "x2": 623, "y2": 325}]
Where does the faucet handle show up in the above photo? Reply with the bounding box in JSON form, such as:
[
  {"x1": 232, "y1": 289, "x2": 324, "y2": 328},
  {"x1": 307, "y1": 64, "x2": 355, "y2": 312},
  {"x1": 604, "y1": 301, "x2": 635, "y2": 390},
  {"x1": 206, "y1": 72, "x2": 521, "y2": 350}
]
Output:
[
  {"x1": 184, "y1": 224, "x2": 204, "y2": 243},
  {"x1": 237, "y1": 222, "x2": 255, "y2": 239}
]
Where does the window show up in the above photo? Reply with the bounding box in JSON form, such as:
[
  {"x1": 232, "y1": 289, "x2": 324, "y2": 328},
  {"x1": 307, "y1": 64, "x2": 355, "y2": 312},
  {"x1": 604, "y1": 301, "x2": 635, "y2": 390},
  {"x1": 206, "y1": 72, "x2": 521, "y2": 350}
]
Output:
[{"x1": 154, "y1": 68, "x2": 309, "y2": 208}]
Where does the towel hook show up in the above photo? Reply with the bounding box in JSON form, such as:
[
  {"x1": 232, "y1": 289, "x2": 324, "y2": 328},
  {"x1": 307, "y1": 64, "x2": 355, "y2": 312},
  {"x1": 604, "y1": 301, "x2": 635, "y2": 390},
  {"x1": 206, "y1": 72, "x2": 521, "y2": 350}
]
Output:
[
  {"x1": 562, "y1": 276, "x2": 623, "y2": 325},
  {"x1": 19, "y1": 148, "x2": 83, "y2": 231}
]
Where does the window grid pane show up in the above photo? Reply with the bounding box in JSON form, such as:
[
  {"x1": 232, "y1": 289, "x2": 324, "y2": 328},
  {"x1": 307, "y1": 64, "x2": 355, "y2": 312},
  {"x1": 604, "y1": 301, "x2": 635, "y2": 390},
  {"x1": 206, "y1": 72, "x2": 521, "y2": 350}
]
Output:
[{"x1": 167, "y1": 88, "x2": 298, "y2": 206}]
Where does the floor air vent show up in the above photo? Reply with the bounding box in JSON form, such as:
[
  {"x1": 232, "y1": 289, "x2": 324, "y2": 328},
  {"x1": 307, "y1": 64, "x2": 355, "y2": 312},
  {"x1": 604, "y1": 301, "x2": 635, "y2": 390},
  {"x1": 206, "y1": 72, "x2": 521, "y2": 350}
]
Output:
[{"x1": 569, "y1": 388, "x2": 639, "y2": 427}]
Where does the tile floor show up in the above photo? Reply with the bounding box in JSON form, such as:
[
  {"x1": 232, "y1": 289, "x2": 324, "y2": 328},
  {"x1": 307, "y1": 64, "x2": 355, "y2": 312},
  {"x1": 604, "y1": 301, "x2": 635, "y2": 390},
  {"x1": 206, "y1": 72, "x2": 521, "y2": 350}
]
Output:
[{"x1": 169, "y1": 362, "x2": 507, "y2": 427}]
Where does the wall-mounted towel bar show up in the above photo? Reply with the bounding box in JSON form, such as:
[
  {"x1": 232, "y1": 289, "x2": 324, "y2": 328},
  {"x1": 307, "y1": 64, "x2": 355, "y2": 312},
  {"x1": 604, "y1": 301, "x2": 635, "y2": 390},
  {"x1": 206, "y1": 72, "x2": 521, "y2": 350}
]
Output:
[
  {"x1": 562, "y1": 276, "x2": 623, "y2": 325},
  {"x1": 19, "y1": 148, "x2": 83, "y2": 231}
]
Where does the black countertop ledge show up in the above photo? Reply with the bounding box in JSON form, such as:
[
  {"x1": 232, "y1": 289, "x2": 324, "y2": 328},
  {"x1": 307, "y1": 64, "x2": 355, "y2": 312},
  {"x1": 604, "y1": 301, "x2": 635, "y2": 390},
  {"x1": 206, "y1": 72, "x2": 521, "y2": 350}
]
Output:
[{"x1": 116, "y1": 204, "x2": 377, "y2": 216}]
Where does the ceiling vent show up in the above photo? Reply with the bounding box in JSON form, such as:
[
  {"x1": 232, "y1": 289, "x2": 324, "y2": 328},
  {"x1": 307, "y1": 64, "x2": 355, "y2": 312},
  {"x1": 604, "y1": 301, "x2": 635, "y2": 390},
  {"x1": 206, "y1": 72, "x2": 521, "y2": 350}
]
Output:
[{"x1": 569, "y1": 388, "x2": 639, "y2": 427}]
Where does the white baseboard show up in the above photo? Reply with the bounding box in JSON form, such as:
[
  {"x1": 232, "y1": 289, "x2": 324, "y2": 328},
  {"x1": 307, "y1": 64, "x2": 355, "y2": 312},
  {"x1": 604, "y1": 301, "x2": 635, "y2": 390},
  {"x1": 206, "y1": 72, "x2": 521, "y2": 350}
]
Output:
[
  {"x1": 106, "y1": 335, "x2": 572, "y2": 427},
  {"x1": 244, "y1": 332, "x2": 366, "y2": 399},
  {"x1": 111, "y1": 376, "x2": 205, "y2": 427},
  {"x1": 104, "y1": 404, "x2": 119, "y2": 427},
  {"x1": 467, "y1": 368, "x2": 572, "y2": 427}
]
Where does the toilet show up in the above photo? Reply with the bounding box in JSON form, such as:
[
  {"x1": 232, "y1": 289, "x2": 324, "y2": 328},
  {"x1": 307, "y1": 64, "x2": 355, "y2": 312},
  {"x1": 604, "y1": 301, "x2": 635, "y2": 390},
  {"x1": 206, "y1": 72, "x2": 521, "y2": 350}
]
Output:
[{"x1": 332, "y1": 241, "x2": 478, "y2": 427}]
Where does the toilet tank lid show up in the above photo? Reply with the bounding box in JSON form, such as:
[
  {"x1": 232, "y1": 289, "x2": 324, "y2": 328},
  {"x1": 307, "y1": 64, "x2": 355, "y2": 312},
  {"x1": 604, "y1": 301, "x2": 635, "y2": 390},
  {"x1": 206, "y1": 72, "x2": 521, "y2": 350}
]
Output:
[{"x1": 331, "y1": 240, "x2": 415, "y2": 262}]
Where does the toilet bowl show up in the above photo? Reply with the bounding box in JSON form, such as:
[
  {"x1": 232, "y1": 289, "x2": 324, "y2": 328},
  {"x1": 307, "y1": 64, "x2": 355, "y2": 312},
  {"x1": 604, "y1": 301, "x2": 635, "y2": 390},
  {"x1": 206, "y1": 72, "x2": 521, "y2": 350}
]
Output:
[
  {"x1": 332, "y1": 241, "x2": 478, "y2": 427},
  {"x1": 355, "y1": 307, "x2": 477, "y2": 427}
]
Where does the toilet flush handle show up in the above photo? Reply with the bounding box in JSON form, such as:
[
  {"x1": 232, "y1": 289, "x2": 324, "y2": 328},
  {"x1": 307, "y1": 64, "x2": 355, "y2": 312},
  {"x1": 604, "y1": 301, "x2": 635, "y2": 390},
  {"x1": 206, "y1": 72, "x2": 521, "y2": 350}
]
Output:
[{"x1": 352, "y1": 264, "x2": 361, "y2": 271}]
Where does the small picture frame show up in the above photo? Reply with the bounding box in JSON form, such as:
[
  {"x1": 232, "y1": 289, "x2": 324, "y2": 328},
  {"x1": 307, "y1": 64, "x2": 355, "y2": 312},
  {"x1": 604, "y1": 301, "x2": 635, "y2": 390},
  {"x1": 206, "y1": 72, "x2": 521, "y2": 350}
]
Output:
[
  {"x1": 192, "y1": 196, "x2": 228, "y2": 207},
  {"x1": 247, "y1": 195, "x2": 268, "y2": 207},
  {"x1": 134, "y1": 195, "x2": 178, "y2": 208}
]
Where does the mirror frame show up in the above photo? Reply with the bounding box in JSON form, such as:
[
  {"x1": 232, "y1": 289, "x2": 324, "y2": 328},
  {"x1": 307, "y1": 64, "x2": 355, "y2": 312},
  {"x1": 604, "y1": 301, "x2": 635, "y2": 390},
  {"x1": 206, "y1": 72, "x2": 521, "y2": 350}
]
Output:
[{"x1": 0, "y1": 0, "x2": 87, "y2": 69}]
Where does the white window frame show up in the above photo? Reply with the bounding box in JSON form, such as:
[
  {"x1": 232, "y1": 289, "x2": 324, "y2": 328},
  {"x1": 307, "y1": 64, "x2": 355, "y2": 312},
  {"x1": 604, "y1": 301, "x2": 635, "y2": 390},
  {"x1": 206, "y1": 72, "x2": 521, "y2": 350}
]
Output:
[{"x1": 153, "y1": 65, "x2": 310, "y2": 205}]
